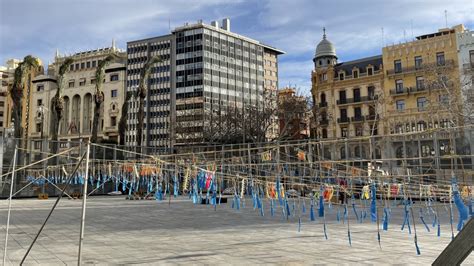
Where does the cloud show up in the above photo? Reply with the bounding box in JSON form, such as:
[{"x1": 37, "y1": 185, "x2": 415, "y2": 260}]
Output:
[{"x1": 1, "y1": 0, "x2": 473, "y2": 94}]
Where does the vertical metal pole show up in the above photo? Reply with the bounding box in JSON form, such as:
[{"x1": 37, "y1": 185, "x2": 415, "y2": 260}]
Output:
[
  {"x1": 3, "y1": 146, "x2": 18, "y2": 265},
  {"x1": 78, "y1": 141, "x2": 91, "y2": 265}
]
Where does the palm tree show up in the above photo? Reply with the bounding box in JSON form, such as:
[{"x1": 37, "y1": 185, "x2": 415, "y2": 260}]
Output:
[
  {"x1": 91, "y1": 53, "x2": 124, "y2": 143},
  {"x1": 50, "y1": 58, "x2": 74, "y2": 156},
  {"x1": 118, "y1": 91, "x2": 132, "y2": 146},
  {"x1": 136, "y1": 55, "x2": 162, "y2": 155},
  {"x1": 9, "y1": 55, "x2": 41, "y2": 143}
]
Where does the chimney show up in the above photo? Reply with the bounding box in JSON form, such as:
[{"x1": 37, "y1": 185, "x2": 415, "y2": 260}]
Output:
[
  {"x1": 210, "y1": 20, "x2": 219, "y2": 28},
  {"x1": 222, "y1": 18, "x2": 230, "y2": 31}
]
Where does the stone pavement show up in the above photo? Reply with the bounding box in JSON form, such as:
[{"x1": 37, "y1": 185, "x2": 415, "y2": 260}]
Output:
[{"x1": 0, "y1": 196, "x2": 472, "y2": 265}]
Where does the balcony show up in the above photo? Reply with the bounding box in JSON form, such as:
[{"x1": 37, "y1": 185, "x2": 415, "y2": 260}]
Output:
[
  {"x1": 409, "y1": 86, "x2": 427, "y2": 94},
  {"x1": 336, "y1": 98, "x2": 352, "y2": 105},
  {"x1": 386, "y1": 59, "x2": 455, "y2": 76},
  {"x1": 365, "y1": 114, "x2": 376, "y2": 121},
  {"x1": 389, "y1": 87, "x2": 410, "y2": 95},
  {"x1": 351, "y1": 116, "x2": 364, "y2": 122},
  {"x1": 337, "y1": 117, "x2": 350, "y2": 124},
  {"x1": 318, "y1": 102, "x2": 328, "y2": 108},
  {"x1": 320, "y1": 119, "x2": 329, "y2": 125}
]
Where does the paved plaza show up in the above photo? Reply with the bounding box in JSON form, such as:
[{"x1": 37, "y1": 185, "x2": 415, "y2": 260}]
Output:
[{"x1": 0, "y1": 196, "x2": 472, "y2": 265}]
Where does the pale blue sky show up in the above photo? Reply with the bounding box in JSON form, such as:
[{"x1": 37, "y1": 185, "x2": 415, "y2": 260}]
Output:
[{"x1": 1, "y1": 0, "x2": 473, "y2": 93}]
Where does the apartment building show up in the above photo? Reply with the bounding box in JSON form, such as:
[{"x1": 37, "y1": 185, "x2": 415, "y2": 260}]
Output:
[
  {"x1": 382, "y1": 25, "x2": 464, "y2": 168},
  {"x1": 0, "y1": 59, "x2": 20, "y2": 136},
  {"x1": 311, "y1": 30, "x2": 384, "y2": 161}
]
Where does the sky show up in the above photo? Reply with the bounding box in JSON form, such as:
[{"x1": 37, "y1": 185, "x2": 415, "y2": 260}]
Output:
[{"x1": 1, "y1": 0, "x2": 473, "y2": 94}]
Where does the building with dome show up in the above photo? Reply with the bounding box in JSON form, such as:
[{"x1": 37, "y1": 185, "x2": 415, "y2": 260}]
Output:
[{"x1": 311, "y1": 29, "x2": 385, "y2": 165}]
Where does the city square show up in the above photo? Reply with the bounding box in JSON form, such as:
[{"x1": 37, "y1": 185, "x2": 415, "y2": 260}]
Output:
[
  {"x1": 1, "y1": 0, "x2": 473, "y2": 264},
  {"x1": 0, "y1": 196, "x2": 469, "y2": 265}
]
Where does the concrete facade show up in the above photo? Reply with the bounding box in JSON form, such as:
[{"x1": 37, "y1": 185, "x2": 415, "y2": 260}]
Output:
[
  {"x1": 125, "y1": 19, "x2": 284, "y2": 152},
  {"x1": 126, "y1": 35, "x2": 174, "y2": 153}
]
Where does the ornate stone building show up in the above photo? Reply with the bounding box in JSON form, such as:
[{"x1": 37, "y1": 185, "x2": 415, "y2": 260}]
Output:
[
  {"x1": 311, "y1": 29, "x2": 384, "y2": 163},
  {"x1": 29, "y1": 43, "x2": 126, "y2": 151}
]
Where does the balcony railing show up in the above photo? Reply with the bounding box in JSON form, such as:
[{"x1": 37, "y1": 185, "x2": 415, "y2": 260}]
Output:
[
  {"x1": 318, "y1": 102, "x2": 328, "y2": 108},
  {"x1": 320, "y1": 119, "x2": 329, "y2": 125},
  {"x1": 365, "y1": 114, "x2": 376, "y2": 121},
  {"x1": 386, "y1": 59, "x2": 455, "y2": 76},
  {"x1": 336, "y1": 98, "x2": 350, "y2": 105},
  {"x1": 351, "y1": 116, "x2": 364, "y2": 122},
  {"x1": 409, "y1": 86, "x2": 426, "y2": 94},
  {"x1": 389, "y1": 87, "x2": 410, "y2": 95},
  {"x1": 337, "y1": 117, "x2": 350, "y2": 123}
]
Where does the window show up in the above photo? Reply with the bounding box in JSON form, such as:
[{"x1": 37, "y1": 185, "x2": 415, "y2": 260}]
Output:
[
  {"x1": 341, "y1": 127, "x2": 348, "y2": 138},
  {"x1": 37, "y1": 99, "x2": 42, "y2": 106},
  {"x1": 340, "y1": 108, "x2": 347, "y2": 119},
  {"x1": 91, "y1": 79, "x2": 96, "y2": 84},
  {"x1": 68, "y1": 80, "x2": 75, "y2": 88},
  {"x1": 354, "y1": 107, "x2": 362, "y2": 118},
  {"x1": 353, "y1": 88, "x2": 361, "y2": 102},
  {"x1": 415, "y1": 56, "x2": 423, "y2": 69},
  {"x1": 110, "y1": 74, "x2": 119, "y2": 81},
  {"x1": 339, "y1": 90, "x2": 346, "y2": 103},
  {"x1": 417, "y1": 121, "x2": 426, "y2": 131},
  {"x1": 322, "y1": 128, "x2": 328, "y2": 138},
  {"x1": 396, "y1": 100, "x2": 405, "y2": 111},
  {"x1": 86, "y1": 61, "x2": 91, "y2": 68},
  {"x1": 37, "y1": 84, "x2": 44, "y2": 92},
  {"x1": 355, "y1": 126, "x2": 363, "y2": 136},
  {"x1": 34, "y1": 141, "x2": 41, "y2": 149},
  {"x1": 367, "y1": 67, "x2": 373, "y2": 76},
  {"x1": 436, "y1": 52, "x2": 445, "y2": 66},
  {"x1": 353, "y1": 69, "x2": 359, "y2": 78},
  {"x1": 416, "y1": 76, "x2": 425, "y2": 90},
  {"x1": 339, "y1": 72, "x2": 345, "y2": 80},
  {"x1": 322, "y1": 73, "x2": 327, "y2": 81},
  {"x1": 81, "y1": 62, "x2": 85, "y2": 69},
  {"x1": 417, "y1": 97, "x2": 427, "y2": 111},
  {"x1": 421, "y1": 145, "x2": 432, "y2": 157},
  {"x1": 111, "y1": 89, "x2": 118, "y2": 97},
  {"x1": 75, "y1": 63, "x2": 79, "y2": 70},
  {"x1": 394, "y1": 60, "x2": 402, "y2": 73},
  {"x1": 110, "y1": 116, "x2": 117, "y2": 126},
  {"x1": 92, "y1": 61, "x2": 96, "y2": 68},
  {"x1": 439, "y1": 94, "x2": 449, "y2": 105},
  {"x1": 70, "y1": 65, "x2": 74, "y2": 71},
  {"x1": 36, "y1": 123, "x2": 41, "y2": 133},
  {"x1": 368, "y1": 86, "x2": 375, "y2": 99},
  {"x1": 395, "y1": 79, "x2": 404, "y2": 93},
  {"x1": 79, "y1": 79, "x2": 86, "y2": 86}
]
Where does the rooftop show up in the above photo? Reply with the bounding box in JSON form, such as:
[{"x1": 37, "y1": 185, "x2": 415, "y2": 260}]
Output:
[{"x1": 334, "y1": 55, "x2": 383, "y2": 74}]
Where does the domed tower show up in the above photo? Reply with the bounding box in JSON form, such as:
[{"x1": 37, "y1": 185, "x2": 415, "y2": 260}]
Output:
[{"x1": 313, "y1": 28, "x2": 337, "y2": 69}]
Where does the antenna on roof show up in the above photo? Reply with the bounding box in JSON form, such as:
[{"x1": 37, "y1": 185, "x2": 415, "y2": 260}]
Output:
[{"x1": 444, "y1": 10, "x2": 448, "y2": 28}]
